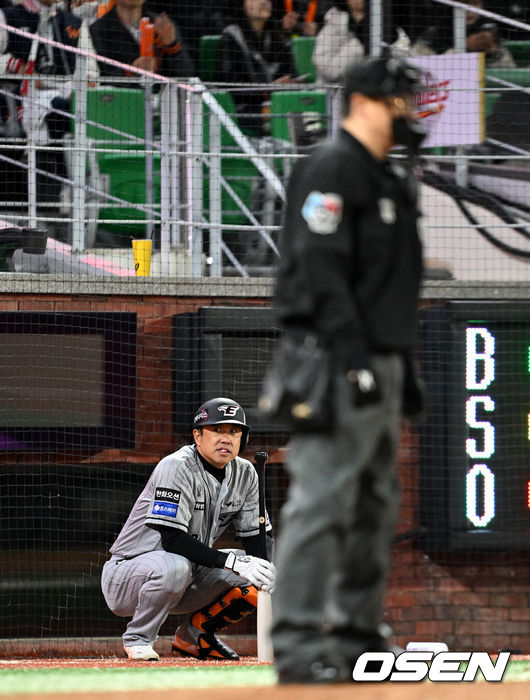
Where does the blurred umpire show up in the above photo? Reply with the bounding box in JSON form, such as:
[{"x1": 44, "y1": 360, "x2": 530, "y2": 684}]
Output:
[{"x1": 268, "y1": 57, "x2": 427, "y2": 683}]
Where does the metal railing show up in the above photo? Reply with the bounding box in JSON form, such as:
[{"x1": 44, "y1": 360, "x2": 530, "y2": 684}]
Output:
[
  {"x1": 0, "y1": 10, "x2": 528, "y2": 280},
  {"x1": 0, "y1": 19, "x2": 342, "y2": 276}
]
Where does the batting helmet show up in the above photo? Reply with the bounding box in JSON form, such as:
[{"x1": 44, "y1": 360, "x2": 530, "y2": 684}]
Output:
[
  {"x1": 342, "y1": 57, "x2": 424, "y2": 104},
  {"x1": 192, "y1": 397, "x2": 250, "y2": 453}
]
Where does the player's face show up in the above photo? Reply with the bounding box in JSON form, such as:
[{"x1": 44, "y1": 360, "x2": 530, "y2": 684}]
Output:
[{"x1": 193, "y1": 424, "x2": 243, "y2": 468}]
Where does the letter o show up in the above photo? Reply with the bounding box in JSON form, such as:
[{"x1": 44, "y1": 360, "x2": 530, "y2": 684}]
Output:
[{"x1": 352, "y1": 652, "x2": 394, "y2": 682}]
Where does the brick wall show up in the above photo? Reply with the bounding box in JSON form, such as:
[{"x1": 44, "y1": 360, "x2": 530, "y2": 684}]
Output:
[
  {"x1": 385, "y1": 424, "x2": 530, "y2": 653},
  {"x1": 0, "y1": 292, "x2": 270, "y2": 463},
  {"x1": 1, "y1": 291, "x2": 529, "y2": 652}
]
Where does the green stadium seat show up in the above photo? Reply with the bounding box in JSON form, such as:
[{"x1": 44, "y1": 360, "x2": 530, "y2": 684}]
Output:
[
  {"x1": 291, "y1": 36, "x2": 317, "y2": 82},
  {"x1": 199, "y1": 35, "x2": 221, "y2": 82},
  {"x1": 74, "y1": 87, "x2": 146, "y2": 142},
  {"x1": 485, "y1": 68, "x2": 530, "y2": 88},
  {"x1": 96, "y1": 152, "x2": 161, "y2": 234},
  {"x1": 483, "y1": 68, "x2": 530, "y2": 121},
  {"x1": 484, "y1": 67, "x2": 530, "y2": 152},
  {"x1": 204, "y1": 90, "x2": 240, "y2": 149},
  {"x1": 71, "y1": 87, "x2": 159, "y2": 237},
  {"x1": 204, "y1": 89, "x2": 328, "y2": 263},
  {"x1": 203, "y1": 90, "x2": 287, "y2": 265},
  {"x1": 505, "y1": 40, "x2": 530, "y2": 67},
  {"x1": 203, "y1": 91, "x2": 260, "y2": 230},
  {"x1": 484, "y1": 91, "x2": 501, "y2": 118},
  {"x1": 269, "y1": 90, "x2": 327, "y2": 145}
]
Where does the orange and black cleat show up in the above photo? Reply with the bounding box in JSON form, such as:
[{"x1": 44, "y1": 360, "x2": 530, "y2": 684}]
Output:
[
  {"x1": 172, "y1": 585, "x2": 258, "y2": 661},
  {"x1": 172, "y1": 630, "x2": 239, "y2": 660}
]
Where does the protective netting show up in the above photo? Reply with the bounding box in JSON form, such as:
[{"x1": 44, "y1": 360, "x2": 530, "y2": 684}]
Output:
[
  {"x1": 0, "y1": 0, "x2": 525, "y2": 278},
  {"x1": 0, "y1": 0, "x2": 529, "y2": 657}
]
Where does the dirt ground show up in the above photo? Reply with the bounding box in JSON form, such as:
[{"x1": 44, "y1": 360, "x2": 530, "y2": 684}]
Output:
[
  {"x1": 3, "y1": 680, "x2": 530, "y2": 700},
  {"x1": 1, "y1": 657, "x2": 529, "y2": 700},
  {"x1": 0, "y1": 657, "x2": 260, "y2": 668}
]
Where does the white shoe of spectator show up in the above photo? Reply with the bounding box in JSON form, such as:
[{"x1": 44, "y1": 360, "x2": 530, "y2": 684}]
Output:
[{"x1": 124, "y1": 644, "x2": 160, "y2": 661}]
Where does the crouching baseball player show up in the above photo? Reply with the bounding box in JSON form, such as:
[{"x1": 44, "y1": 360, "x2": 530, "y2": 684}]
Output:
[{"x1": 101, "y1": 397, "x2": 275, "y2": 661}]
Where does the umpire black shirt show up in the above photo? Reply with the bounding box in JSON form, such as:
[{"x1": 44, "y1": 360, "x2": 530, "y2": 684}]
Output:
[{"x1": 275, "y1": 128, "x2": 423, "y2": 370}]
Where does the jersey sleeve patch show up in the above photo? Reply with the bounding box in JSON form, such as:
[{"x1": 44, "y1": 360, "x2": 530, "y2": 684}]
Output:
[
  {"x1": 301, "y1": 191, "x2": 343, "y2": 234},
  {"x1": 151, "y1": 487, "x2": 181, "y2": 518},
  {"x1": 152, "y1": 501, "x2": 178, "y2": 518},
  {"x1": 155, "y1": 487, "x2": 180, "y2": 504}
]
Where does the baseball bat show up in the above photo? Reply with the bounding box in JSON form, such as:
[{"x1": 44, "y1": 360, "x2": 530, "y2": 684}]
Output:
[{"x1": 254, "y1": 451, "x2": 274, "y2": 663}]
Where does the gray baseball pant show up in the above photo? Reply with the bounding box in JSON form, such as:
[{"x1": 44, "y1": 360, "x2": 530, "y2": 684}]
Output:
[
  {"x1": 271, "y1": 353, "x2": 404, "y2": 671},
  {"x1": 101, "y1": 549, "x2": 245, "y2": 646}
]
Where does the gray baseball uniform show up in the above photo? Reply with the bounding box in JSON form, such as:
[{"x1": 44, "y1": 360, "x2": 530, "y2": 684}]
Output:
[{"x1": 101, "y1": 444, "x2": 271, "y2": 647}]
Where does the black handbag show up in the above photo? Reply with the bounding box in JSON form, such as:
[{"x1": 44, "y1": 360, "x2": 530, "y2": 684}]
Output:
[{"x1": 258, "y1": 334, "x2": 334, "y2": 431}]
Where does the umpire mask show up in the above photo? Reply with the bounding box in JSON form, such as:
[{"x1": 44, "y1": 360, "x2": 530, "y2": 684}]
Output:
[
  {"x1": 392, "y1": 115, "x2": 428, "y2": 154},
  {"x1": 343, "y1": 58, "x2": 430, "y2": 155}
]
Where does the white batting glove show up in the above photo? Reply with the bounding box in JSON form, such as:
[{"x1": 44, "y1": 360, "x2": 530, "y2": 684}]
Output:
[{"x1": 224, "y1": 552, "x2": 276, "y2": 593}]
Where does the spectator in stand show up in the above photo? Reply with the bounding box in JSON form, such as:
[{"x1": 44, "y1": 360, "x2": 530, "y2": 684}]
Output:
[
  {"x1": 462, "y1": 0, "x2": 516, "y2": 67},
  {"x1": 272, "y1": 0, "x2": 334, "y2": 39},
  {"x1": 413, "y1": 0, "x2": 516, "y2": 68},
  {"x1": 391, "y1": 1, "x2": 445, "y2": 50},
  {"x1": 176, "y1": 1, "x2": 232, "y2": 66},
  {"x1": 0, "y1": 0, "x2": 98, "y2": 142},
  {"x1": 314, "y1": 1, "x2": 411, "y2": 83},
  {"x1": 0, "y1": 0, "x2": 98, "y2": 200},
  {"x1": 70, "y1": 0, "x2": 100, "y2": 24},
  {"x1": 89, "y1": 0, "x2": 194, "y2": 79},
  {"x1": 313, "y1": 0, "x2": 367, "y2": 84},
  {"x1": 487, "y1": 1, "x2": 529, "y2": 42},
  {"x1": 217, "y1": 0, "x2": 294, "y2": 135},
  {"x1": 141, "y1": 1, "x2": 234, "y2": 67}
]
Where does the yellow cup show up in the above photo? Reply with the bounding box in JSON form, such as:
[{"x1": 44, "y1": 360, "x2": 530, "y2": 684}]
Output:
[{"x1": 132, "y1": 239, "x2": 152, "y2": 276}]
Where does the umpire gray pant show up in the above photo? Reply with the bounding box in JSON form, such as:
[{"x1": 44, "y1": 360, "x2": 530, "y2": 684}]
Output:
[
  {"x1": 271, "y1": 353, "x2": 404, "y2": 670},
  {"x1": 101, "y1": 550, "x2": 245, "y2": 647}
]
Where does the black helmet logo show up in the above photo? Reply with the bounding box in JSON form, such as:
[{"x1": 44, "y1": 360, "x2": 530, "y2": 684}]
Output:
[
  {"x1": 194, "y1": 409, "x2": 208, "y2": 424},
  {"x1": 218, "y1": 404, "x2": 239, "y2": 417}
]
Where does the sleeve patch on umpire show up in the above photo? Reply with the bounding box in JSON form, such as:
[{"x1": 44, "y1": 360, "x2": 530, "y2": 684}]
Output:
[
  {"x1": 155, "y1": 487, "x2": 180, "y2": 504},
  {"x1": 152, "y1": 501, "x2": 179, "y2": 518},
  {"x1": 301, "y1": 191, "x2": 343, "y2": 234}
]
